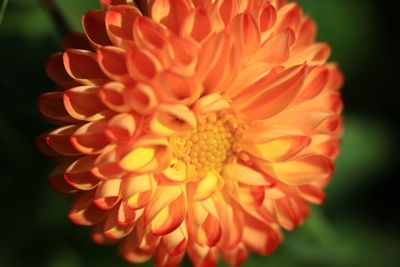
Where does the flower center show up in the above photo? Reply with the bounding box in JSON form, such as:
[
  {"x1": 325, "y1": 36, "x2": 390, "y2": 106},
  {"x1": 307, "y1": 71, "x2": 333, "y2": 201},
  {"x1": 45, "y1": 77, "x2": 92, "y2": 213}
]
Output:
[{"x1": 173, "y1": 112, "x2": 246, "y2": 176}]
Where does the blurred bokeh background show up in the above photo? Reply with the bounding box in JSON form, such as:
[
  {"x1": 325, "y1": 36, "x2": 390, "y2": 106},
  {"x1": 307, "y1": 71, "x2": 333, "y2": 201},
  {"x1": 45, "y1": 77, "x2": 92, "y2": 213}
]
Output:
[{"x1": 0, "y1": 0, "x2": 399, "y2": 266}]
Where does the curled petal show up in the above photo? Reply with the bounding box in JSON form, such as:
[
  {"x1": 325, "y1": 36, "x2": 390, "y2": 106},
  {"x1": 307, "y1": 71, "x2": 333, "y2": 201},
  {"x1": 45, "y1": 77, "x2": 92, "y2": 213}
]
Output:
[
  {"x1": 150, "y1": 104, "x2": 197, "y2": 136},
  {"x1": 46, "y1": 53, "x2": 79, "y2": 89},
  {"x1": 65, "y1": 156, "x2": 100, "y2": 190},
  {"x1": 46, "y1": 125, "x2": 81, "y2": 156},
  {"x1": 99, "y1": 82, "x2": 131, "y2": 113},
  {"x1": 117, "y1": 201, "x2": 143, "y2": 226},
  {"x1": 105, "y1": 113, "x2": 138, "y2": 144},
  {"x1": 94, "y1": 179, "x2": 121, "y2": 210},
  {"x1": 126, "y1": 83, "x2": 158, "y2": 115},
  {"x1": 180, "y1": 7, "x2": 214, "y2": 43},
  {"x1": 195, "y1": 93, "x2": 231, "y2": 115},
  {"x1": 71, "y1": 120, "x2": 110, "y2": 154},
  {"x1": 193, "y1": 170, "x2": 224, "y2": 201},
  {"x1": 226, "y1": 180, "x2": 266, "y2": 209},
  {"x1": 83, "y1": 10, "x2": 112, "y2": 47},
  {"x1": 242, "y1": 213, "x2": 281, "y2": 255},
  {"x1": 152, "y1": 0, "x2": 190, "y2": 33},
  {"x1": 122, "y1": 173, "x2": 155, "y2": 209},
  {"x1": 156, "y1": 71, "x2": 202, "y2": 105},
  {"x1": 69, "y1": 190, "x2": 108, "y2": 226},
  {"x1": 63, "y1": 49, "x2": 108, "y2": 85},
  {"x1": 105, "y1": 5, "x2": 141, "y2": 47},
  {"x1": 97, "y1": 46, "x2": 130, "y2": 82},
  {"x1": 120, "y1": 137, "x2": 170, "y2": 173},
  {"x1": 133, "y1": 16, "x2": 170, "y2": 51},
  {"x1": 64, "y1": 86, "x2": 112, "y2": 121},
  {"x1": 145, "y1": 185, "x2": 187, "y2": 235},
  {"x1": 103, "y1": 205, "x2": 135, "y2": 239},
  {"x1": 127, "y1": 47, "x2": 162, "y2": 81},
  {"x1": 38, "y1": 92, "x2": 74, "y2": 122}
]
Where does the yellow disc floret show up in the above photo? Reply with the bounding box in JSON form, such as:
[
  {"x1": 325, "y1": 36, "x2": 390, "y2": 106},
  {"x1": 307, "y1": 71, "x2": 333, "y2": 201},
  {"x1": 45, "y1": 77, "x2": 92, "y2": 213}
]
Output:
[{"x1": 172, "y1": 112, "x2": 246, "y2": 177}]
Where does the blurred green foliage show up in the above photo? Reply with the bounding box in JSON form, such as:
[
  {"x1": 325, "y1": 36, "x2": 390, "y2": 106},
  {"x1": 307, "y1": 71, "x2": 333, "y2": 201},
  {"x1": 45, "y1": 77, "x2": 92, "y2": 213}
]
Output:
[{"x1": 0, "y1": 0, "x2": 399, "y2": 267}]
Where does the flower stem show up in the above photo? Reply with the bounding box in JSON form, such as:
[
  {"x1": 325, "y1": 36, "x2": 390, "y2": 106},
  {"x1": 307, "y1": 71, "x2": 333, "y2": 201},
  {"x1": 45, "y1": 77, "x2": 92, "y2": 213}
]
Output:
[
  {"x1": 39, "y1": 0, "x2": 70, "y2": 36},
  {"x1": 0, "y1": 0, "x2": 9, "y2": 27}
]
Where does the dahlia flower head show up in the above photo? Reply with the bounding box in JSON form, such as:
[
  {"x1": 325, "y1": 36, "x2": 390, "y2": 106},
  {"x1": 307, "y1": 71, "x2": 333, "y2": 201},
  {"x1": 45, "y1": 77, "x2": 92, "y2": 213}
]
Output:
[{"x1": 38, "y1": 0, "x2": 343, "y2": 266}]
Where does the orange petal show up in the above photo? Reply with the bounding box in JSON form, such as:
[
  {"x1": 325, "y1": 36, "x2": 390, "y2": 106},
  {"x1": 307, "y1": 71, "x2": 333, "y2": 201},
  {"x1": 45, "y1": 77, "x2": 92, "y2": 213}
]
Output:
[
  {"x1": 194, "y1": 93, "x2": 231, "y2": 115},
  {"x1": 133, "y1": 15, "x2": 170, "y2": 52},
  {"x1": 126, "y1": 83, "x2": 158, "y2": 115},
  {"x1": 64, "y1": 86, "x2": 112, "y2": 121},
  {"x1": 65, "y1": 156, "x2": 100, "y2": 190},
  {"x1": 160, "y1": 158, "x2": 188, "y2": 183},
  {"x1": 127, "y1": 47, "x2": 162, "y2": 81},
  {"x1": 71, "y1": 120, "x2": 110, "y2": 154},
  {"x1": 180, "y1": 7, "x2": 213, "y2": 43},
  {"x1": 46, "y1": 125, "x2": 81, "y2": 156},
  {"x1": 187, "y1": 242, "x2": 217, "y2": 267},
  {"x1": 83, "y1": 10, "x2": 112, "y2": 47},
  {"x1": 122, "y1": 173, "x2": 155, "y2": 209},
  {"x1": 221, "y1": 244, "x2": 248, "y2": 267},
  {"x1": 105, "y1": 113, "x2": 137, "y2": 144},
  {"x1": 272, "y1": 155, "x2": 333, "y2": 185},
  {"x1": 297, "y1": 184, "x2": 326, "y2": 204},
  {"x1": 216, "y1": 0, "x2": 239, "y2": 27},
  {"x1": 234, "y1": 64, "x2": 308, "y2": 120},
  {"x1": 273, "y1": 2, "x2": 302, "y2": 34},
  {"x1": 63, "y1": 49, "x2": 108, "y2": 85},
  {"x1": 46, "y1": 53, "x2": 79, "y2": 89},
  {"x1": 223, "y1": 163, "x2": 271, "y2": 186},
  {"x1": 105, "y1": 5, "x2": 141, "y2": 47},
  {"x1": 156, "y1": 71, "x2": 202, "y2": 105},
  {"x1": 151, "y1": 0, "x2": 190, "y2": 33},
  {"x1": 294, "y1": 16, "x2": 317, "y2": 48},
  {"x1": 99, "y1": 82, "x2": 131, "y2": 113},
  {"x1": 193, "y1": 170, "x2": 224, "y2": 201},
  {"x1": 146, "y1": 185, "x2": 187, "y2": 235},
  {"x1": 117, "y1": 201, "x2": 143, "y2": 225},
  {"x1": 91, "y1": 149, "x2": 124, "y2": 179},
  {"x1": 260, "y1": 29, "x2": 294, "y2": 64},
  {"x1": 296, "y1": 65, "x2": 329, "y2": 103},
  {"x1": 38, "y1": 92, "x2": 74, "y2": 122},
  {"x1": 226, "y1": 180, "x2": 266, "y2": 209},
  {"x1": 120, "y1": 137, "x2": 171, "y2": 173},
  {"x1": 150, "y1": 104, "x2": 197, "y2": 136},
  {"x1": 97, "y1": 46, "x2": 130, "y2": 82},
  {"x1": 69, "y1": 191, "x2": 108, "y2": 226},
  {"x1": 161, "y1": 223, "x2": 188, "y2": 255},
  {"x1": 94, "y1": 179, "x2": 121, "y2": 210},
  {"x1": 255, "y1": 3, "x2": 277, "y2": 34},
  {"x1": 103, "y1": 205, "x2": 135, "y2": 239},
  {"x1": 228, "y1": 12, "x2": 260, "y2": 60},
  {"x1": 245, "y1": 135, "x2": 311, "y2": 162},
  {"x1": 274, "y1": 198, "x2": 308, "y2": 230},
  {"x1": 242, "y1": 213, "x2": 281, "y2": 255}
]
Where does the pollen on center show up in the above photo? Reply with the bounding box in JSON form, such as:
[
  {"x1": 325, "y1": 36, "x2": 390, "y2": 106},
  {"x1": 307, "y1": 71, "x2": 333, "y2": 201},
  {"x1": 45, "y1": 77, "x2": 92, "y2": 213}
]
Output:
[{"x1": 172, "y1": 112, "x2": 247, "y2": 177}]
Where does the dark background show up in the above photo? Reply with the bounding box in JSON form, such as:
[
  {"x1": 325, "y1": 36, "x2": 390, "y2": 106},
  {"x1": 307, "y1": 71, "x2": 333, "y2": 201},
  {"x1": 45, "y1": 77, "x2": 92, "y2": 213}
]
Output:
[{"x1": 0, "y1": 0, "x2": 399, "y2": 266}]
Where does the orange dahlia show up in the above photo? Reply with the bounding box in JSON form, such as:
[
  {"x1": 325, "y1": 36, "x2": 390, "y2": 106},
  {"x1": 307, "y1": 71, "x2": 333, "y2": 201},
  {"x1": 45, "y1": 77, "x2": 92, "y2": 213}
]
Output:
[{"x1": 38, "y1": 0, "x2": 343, "y2": 266}]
